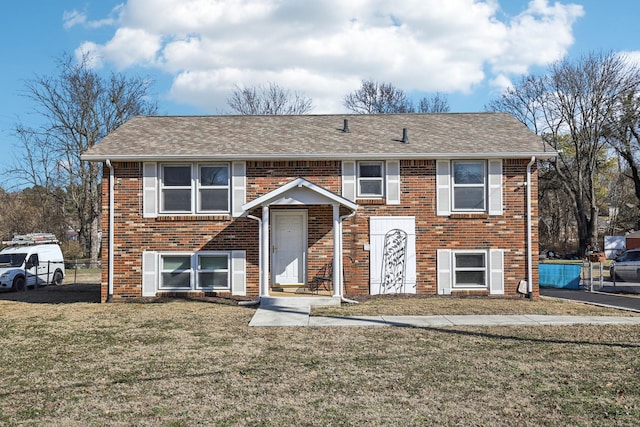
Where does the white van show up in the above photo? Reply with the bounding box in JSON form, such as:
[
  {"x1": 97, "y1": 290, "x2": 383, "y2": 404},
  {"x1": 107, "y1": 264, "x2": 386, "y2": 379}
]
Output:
[{"x1": 0, "y1": 234, "x2": 65, "y2": 291}]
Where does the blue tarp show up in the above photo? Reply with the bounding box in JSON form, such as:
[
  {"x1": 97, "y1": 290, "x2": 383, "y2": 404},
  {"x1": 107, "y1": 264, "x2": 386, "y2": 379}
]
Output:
[{"x1": 539, "y1": 263, "x2": 581, "y2": 289}]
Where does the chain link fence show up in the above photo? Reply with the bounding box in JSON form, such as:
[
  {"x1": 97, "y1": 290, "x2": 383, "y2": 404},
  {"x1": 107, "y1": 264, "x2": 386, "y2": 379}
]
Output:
[{"x1": 65, "y1": 259, "x2": 102, "y2": 285}]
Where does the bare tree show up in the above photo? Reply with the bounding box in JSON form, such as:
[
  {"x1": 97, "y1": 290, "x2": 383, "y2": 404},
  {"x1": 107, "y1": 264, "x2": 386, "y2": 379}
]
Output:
[
  {"x1": 343, "y1": 80, "x2": 413, "y2": 114},
  {"x1": 227, "y1": 82, "x2": 313, "y2": 115},
  {"x1": 11, "y1": 53, "x2": 157, "y2": 261},
  {"x1": 487, "y1": 51, "x2": 640, "y2": 252},
  {"x1": 417, "y1": 92, "x2": 450, "y2": 113},
  {"x1": 604, "y1": 77, "x2": 640, "y2": 206},
  {"x1": 344, "y1": 80, "x2": 450, "y2": 114}
]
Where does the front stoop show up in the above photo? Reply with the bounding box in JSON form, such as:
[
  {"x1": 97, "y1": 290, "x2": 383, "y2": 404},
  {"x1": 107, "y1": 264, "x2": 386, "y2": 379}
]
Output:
[{"x1": 259, "y1": 295, "x2": 341, "y2": 308}]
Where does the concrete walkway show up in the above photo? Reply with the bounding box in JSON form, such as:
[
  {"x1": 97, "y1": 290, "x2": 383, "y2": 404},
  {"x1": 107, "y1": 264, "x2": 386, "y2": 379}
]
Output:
[{"x1": 249, "y1": 303, "x2": 640, "y2": 328}]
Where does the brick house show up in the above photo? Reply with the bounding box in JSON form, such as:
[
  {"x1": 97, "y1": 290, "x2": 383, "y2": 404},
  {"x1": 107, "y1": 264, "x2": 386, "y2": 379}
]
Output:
[{"x1": 81, "y1": 113, "x2": 554, "y2": 302}]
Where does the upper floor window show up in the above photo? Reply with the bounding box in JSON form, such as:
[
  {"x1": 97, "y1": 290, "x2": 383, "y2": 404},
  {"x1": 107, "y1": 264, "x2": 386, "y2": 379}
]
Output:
[
  {"x1": 452, "y1": 161, "x2": 486, "y2": 211},
  {"x1": 357, "y1": 161, "x2": 384, "y2": 198},
  {"x1": 198, "y1": 165, "x2": 229, "y2": 212},
  {"x1": 160, "y1": 163, "x2": 229, "y2": 214}
]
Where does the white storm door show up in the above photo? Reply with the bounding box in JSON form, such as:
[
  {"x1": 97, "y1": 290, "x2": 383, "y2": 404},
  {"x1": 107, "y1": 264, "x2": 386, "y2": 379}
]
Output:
[{"x1": 271, "y1": 210, "x2": 307, "y2": 285}]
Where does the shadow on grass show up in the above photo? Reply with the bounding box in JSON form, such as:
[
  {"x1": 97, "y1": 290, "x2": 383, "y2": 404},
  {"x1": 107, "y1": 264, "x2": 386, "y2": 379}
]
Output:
[
  {"x1": 421, "y1": 325, "x2": 640, "y2": 349},
  {"x1": 0, "y1": 283, "x2": 101, "y2": 304}
]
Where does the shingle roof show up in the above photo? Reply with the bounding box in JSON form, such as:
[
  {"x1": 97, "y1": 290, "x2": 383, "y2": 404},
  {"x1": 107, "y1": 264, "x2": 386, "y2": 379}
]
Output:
[{"x1": 81, "y1": 112, "x2": 554, "y2": 161}]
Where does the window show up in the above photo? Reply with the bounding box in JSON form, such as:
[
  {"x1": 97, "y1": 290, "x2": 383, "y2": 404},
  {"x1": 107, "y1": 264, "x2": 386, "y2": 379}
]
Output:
[
  {"x1": 161, "y1": 165, "x2": 192, "y2": 212},
  {"x1": 199, "y1": 165, "x2": 229, "y2": 212},
  {"x1": 160, "y1": 163, "x2": 230, "y2": 214},
  {"x1": 197, "y1": 254, "x2": 229, "y2": 289},
  {"x1": 159, "y1": 253, "x2": 230, "y2": 291},
  {"x1": 160, "y1": 255, "x2": 192, "y2": 288},
  {"x1": 452, "y1": 161, "x2": 485, "y2": 211},
  {"x1": 357, "y1": 161, "x2": 384, "y2": 198},
  {"x1": 453, "y1": 252, "x2": 486, "y2": 288}
]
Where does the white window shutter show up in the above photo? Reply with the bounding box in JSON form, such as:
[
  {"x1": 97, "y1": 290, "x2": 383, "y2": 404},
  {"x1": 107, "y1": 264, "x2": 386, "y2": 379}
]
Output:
[
  {"x1": 142, "y1": 251, "x2": 157, "y2": 297},
  {"x1": 342, "y1": 161, "x2": 356, "y2": 201},
  {"x1": 437, "y1": 249, "x2": 452, "y2": 295},
  {"x1": 143, "y1": 162, "x2": 158, "y2": 218},
  {"x1": 385, "y1": 160, "x2": 400, "y2": 205},
  {"x1": 488, "y1": 159, "x2": 503, "y2": 215},
  {"x1": 489, "y1": 249, "x2": 504, "y2": 295},
  {"x1": 231, "y1": 250, "x2": 246, "y2": 296},
  {"x1": 231, "y1": 161, "x2": 246, "y2": 217},
  {"x1": 436, "y1": 160, "x2": 451, "y2": 216}
]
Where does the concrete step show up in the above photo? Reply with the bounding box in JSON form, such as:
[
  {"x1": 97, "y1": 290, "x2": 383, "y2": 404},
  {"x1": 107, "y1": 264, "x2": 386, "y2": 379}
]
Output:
[{"x1": 259, "y1": 295, "x2": 341, "y2": 308}]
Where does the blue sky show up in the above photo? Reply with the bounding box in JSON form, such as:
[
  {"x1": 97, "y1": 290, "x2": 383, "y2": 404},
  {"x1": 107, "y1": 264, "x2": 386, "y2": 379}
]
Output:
[{"x1": 1, "y1": 0, "x2": 639, "y2": 182}]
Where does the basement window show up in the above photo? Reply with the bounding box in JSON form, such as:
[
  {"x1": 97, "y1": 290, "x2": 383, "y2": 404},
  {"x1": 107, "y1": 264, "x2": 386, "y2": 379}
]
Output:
[{"x1": 453, "y1": 251, "x2": 487, "y2": 288}]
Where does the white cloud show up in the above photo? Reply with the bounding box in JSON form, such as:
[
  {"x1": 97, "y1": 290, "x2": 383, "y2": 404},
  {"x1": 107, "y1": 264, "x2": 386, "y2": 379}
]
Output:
[
  {"x1": 63, "y1": 10, "x2": 87, "y2": 29},
  {"x1": 620, "y1": 51, "x2": 640, "y2": 68},
  {"x1": 77, "y1": 0, "x2": 585, "y2": 113},
  {"x1": 63, "y1": 7, "x2": 119, "y2": 30}
]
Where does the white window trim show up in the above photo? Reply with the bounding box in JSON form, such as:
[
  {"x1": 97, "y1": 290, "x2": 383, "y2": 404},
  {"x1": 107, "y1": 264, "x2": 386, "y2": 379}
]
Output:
[
  {"x1": 196, "y1": 252, "x2": 231, "y2": 290},
  {"x1": 159, "y1": 163, "x2": 231, "y2": 215},
  {"x1": 357, "y1": 161, "x2": 385, "y2": 198},
  {"x1": 158, "y1": 251, "x2": 232, "y2": 291},
  {"x1": 452, "y1": 250, "x2": 488, "y2": 290},
  {"x1": 197, "y1": 163, "x2": 231, "y2": 214},
  {"x1": 451, "y1": 160, "x2": 486, "y2": 212},
  {"x1": 160, "y1": 164, "x2": 194, "y2": 214},
  {"x1": 438, "y1": 248, "x2": 504, "y2": 295},
  {"x1": 159, "y1": 252, "x2": 193, "y2": 290}
]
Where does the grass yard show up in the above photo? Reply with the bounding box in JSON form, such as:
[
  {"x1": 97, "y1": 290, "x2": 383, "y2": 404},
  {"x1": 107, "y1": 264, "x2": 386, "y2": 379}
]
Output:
[{"x1": 0, "y1": 293, "x2": 639, "y2": 426}]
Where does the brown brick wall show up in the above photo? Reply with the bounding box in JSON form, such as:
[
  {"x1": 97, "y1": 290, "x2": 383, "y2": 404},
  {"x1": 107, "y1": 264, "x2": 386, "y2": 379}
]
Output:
[{"x1": 100, "y1": 159, "x2": 539, "y2": 301}]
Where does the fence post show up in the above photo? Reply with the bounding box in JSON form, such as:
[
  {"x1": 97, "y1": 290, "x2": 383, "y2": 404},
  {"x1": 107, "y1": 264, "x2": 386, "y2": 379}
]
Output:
[
  {"x1": 598, "y1": 262, "x2": 603, "y2": 290},
  {"x1": 47, "y1": 260, "x2": 51, "y2": 286}
]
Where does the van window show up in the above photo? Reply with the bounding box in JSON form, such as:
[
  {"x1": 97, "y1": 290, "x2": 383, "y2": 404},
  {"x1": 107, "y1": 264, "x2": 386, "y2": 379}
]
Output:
[
  {"x1": 0, "y1": 253, "x2": 27, "y2": 267},
  {"x1": 27, "y1": 254, "x2": 39, "y2": 267}
]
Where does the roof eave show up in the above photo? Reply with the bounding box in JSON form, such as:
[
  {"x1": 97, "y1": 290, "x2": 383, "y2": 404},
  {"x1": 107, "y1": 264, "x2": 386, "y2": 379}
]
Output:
[{"x1": 82, "y1": 151, "x2": 557, "y2": 162}]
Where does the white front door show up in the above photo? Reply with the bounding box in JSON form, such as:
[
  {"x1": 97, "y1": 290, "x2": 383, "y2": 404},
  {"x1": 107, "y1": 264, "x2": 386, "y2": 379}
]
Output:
[{"x1": 271, "y1": 210, "x2": 307, "y2": 285}]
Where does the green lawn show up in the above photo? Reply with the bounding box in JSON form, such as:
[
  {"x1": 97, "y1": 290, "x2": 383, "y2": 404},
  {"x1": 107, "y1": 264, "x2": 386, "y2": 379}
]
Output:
[{"x1": 0, "y1": 296, "x2": 639, "y2": 426}]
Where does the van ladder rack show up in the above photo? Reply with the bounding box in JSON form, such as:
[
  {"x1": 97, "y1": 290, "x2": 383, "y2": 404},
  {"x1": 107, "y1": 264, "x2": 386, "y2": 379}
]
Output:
[{"x1": 1, "y1": 233, "x2": 60, "y2": 246}]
